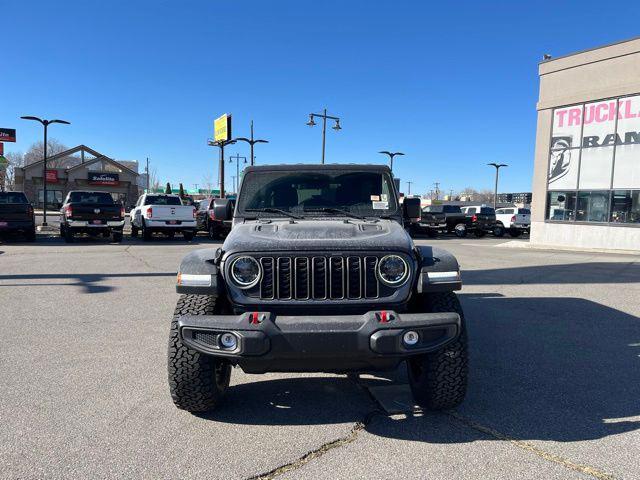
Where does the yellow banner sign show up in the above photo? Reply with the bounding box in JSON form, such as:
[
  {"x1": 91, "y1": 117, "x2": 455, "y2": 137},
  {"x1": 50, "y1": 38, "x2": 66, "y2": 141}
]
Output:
[{"x1": 214, "y1": 114, "x2": 232, "y2": 143}]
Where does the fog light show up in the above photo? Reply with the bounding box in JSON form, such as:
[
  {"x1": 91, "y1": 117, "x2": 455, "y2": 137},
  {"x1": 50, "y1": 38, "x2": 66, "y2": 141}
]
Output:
[
  {"x1": 220, "y1": 333, "x2": 237, "y2": 349},
  {"x1": 403, "y1": 330, "x2": 419, "y2": 346}
]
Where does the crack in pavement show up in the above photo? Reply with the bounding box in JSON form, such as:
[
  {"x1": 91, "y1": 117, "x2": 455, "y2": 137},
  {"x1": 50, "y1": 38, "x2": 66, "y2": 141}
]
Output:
[
  {"x1": 244, "y1": 411, "x2": 381, "y2": 480},
  {"x1": 445, "y1": 411, "x2": 617, "y2": 480},
  {"x1": 123, "y1": 245, "x2": 158, "y2": 271}
]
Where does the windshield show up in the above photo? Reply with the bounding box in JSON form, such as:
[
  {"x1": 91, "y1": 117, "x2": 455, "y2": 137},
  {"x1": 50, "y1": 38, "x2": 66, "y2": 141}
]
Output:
[
  {"x1": 145, "y1": 195, "x2": 182, "y2": 206},
  {"x1": 69, "y1": 192, "x2": 114, "y2": 204},
  {"x1": 0, "y1": 192, "x2": 28, "y2": 204},
  {"x1": 237, "y1": 170, "x2": 398, "y2": 217}
]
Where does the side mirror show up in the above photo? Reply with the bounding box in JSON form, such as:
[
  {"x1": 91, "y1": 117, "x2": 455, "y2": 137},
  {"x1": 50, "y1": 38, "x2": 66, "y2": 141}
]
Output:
[
  {"x1": 402, "y1": 197, "x2": 421, "y2": 222},
  {"x1": 213, "y1": 198, "x2": 234, "y2": 221}
]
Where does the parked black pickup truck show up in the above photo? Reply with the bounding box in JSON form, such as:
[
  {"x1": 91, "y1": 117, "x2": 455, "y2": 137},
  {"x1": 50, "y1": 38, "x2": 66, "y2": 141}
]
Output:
[
  {"x1": 416, "y1": 204, "x2": 496, "y2": 238},
  {"x1": 459, "y1": 205, "x2": 497, "y2": 238},
  {"x1": 195, "y1": 197, "x2": 235, "y2": 239},
  {"x1": 0, "y1": 192, "x2": 36, "y2": 241},
  {"x1": 59, "y1": 191, "x2": 124, "y2": 243}
]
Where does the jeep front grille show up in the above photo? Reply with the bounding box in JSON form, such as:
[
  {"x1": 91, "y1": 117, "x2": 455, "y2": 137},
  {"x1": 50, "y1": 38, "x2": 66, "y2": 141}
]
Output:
[{"x1": 257, "y1": 255, "x2": 383, "y2": 300}]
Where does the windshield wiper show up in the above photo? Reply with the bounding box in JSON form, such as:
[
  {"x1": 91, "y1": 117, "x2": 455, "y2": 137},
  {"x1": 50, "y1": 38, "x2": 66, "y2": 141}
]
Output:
[
  {"x1": 303, "y1": 207, "x2": 365, "y2": 220},
  {"x1": 245, "y1": 208, "x2": 303, "y2": 219}
]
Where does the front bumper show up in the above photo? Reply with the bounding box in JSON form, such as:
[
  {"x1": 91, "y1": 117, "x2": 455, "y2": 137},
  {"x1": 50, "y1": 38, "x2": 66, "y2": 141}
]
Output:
[{"x1": 178, "y1": 310, "x2": 461, "y2": 373}]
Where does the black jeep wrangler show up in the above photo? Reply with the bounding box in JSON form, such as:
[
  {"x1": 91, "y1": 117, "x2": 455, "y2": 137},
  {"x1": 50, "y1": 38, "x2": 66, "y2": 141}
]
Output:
[{"x1": 169, "y1": 164, "x2": 467, "y2": 412}]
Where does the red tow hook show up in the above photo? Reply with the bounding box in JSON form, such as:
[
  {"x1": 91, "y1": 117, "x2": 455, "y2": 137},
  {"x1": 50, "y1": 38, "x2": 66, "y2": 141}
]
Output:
[
  {"x1": 249, "y1": 312, "x2": 261, "y2": 324},
  {"x1": 379, "y1": 310, "x2": 389, "y2": 323}
]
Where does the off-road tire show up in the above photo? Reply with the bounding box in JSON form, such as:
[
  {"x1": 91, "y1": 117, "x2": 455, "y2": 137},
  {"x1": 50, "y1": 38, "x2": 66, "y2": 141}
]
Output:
[
  {"x1": 454, "y1": 223, "x2": 467, "y2": 238},
  {"x1": 183, "y1": 230, "x2": 195, "y2": 242},
  {"x1": 408, "y1": 292, "x2": 468, "y2": 410},
  {"x1": 168, "y1": 294, "x2": 231, "y2": 413},
  {"x1": 493, "y1": 225, "x2": 505, "y2": 237},
  {"x1": 508, "y1": 228, "x2": 523, "y2": 238},
  {"x1": 131, "y1": 225, "x2": 139, "y2": 238}
]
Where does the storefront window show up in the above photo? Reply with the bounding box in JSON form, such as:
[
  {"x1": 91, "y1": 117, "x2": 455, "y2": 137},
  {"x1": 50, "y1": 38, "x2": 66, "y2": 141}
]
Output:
[
  {"x1": 547, "y1": 191, "x2": 576, "y2": 221},
  {"x1": 610, "y1": 190, "x2": 640, "y2": 224},
  {"x1": 38, "y1": 190, "x2": 63, "y2": 209},
  {"x1": 575, "y1": 191, "x2": 609, "y2": 222}
]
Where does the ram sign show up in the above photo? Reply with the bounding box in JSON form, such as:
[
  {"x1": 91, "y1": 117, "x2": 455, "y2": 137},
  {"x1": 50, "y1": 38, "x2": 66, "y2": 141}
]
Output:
[{"x1": 548, "y1": 94, "x2": 640, "y2": 190}]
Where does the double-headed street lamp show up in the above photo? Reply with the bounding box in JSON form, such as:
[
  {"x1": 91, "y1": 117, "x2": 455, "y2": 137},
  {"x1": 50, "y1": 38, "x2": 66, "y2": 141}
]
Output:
[
  {"x1": 235, "y1": 121, "x2": 268, "y2": 166},
  {"x1": 488, "y1": 162, "x2": 508, "y2": 210},
  {"x1": 307, "y1": 109, "x2": 341, "y2": 164},
  {"x1": 20, "y1": 116, "x2": 70, "y2": 226},
  {"x1": 378, "y1": 151, "x2": 404, "y2": 172}
]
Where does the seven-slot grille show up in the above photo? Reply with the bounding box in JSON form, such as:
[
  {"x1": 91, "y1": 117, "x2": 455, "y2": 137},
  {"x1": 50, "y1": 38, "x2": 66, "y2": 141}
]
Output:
[{"x1": 255, "y1": 255, "x2": 387, "y2": 300}]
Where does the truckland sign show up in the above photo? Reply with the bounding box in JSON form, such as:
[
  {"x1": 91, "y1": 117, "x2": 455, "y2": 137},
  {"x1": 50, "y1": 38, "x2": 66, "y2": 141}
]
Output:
[
  {"x1": 214, "y1": 114, "x2": 232, "y2": 143},
  {"x1": 88, "y1": 172, "x2": 119, "y2": 186},
  {"x1": 548, "y1": 94, "x2": 640, "y2": 190},
  {"x1": 0, "y1": 128, "x2": 16, "y2": 142}
]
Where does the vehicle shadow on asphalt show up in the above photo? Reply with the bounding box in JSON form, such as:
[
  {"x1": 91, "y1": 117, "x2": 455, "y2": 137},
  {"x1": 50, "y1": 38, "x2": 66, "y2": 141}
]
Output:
[
  {"x1": 0, "y1": 272, "x2": 176, "y2": 293},
  {"x1": 462, "y1": 262, "x2": 640, "y2": 284},
  {"x1": 200, "y1": 292, "x2": 640, "y2": 445}
]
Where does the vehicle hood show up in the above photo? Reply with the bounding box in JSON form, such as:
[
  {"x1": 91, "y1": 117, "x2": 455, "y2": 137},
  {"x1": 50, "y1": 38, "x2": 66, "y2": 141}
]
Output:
[{"x1": 223, "y1": 218, "x2": 413, "y2": 254}]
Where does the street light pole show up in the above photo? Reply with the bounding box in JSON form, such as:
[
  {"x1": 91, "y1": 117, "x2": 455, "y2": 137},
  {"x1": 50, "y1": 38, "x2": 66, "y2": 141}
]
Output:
[
  {"x1": 307, "y1": 109, "x2": 341, "y2": 164},
  {"x1": 229, "y1": 154, "x2": 247, "y2": 194},
  {"x1": 20, "y1": 116, "x2": 70, "y2": 226},
  {"x1": 236, "y1": 120, "x2": 269, "y2": 166},
  {"x1": 378, "y1": 151, "x2": 405, "y2": 172},
  {"x1": 487, "y1": 163, "x2": 508, "y2": 210},
  {"x1": 406, "y1": 181, "x2": 413, "y2": 195}
]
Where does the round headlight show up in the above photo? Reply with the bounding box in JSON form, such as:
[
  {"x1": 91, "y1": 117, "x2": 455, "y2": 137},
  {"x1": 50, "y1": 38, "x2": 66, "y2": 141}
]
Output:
[
  {"x1": 230, "y1": 256, "x2": 261, "y2": 288},
  {"x1": 377, "y1": 254, "x2": 409, "y2": 286}
]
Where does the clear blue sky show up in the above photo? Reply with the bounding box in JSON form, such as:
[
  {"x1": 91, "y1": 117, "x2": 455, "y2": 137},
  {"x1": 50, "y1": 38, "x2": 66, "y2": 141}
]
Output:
[{"x1": 3, "y1": 0, "x2": 639, "y2": 194}]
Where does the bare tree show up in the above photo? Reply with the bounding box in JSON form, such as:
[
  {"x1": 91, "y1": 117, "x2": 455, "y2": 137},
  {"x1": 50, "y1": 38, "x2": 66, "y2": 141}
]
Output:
[
  {"x1": 24, "y1": 139, "x2": 69, "y2": 167},
  {"x1": 201, "y1": 173, "x2": 215, "y2": 194},
  {"x1": 2, "y1": 151, "x2": 25, "y2": 191},
  {"x1": 148, "y1": 167, "x2": 160, "y2": 191}
]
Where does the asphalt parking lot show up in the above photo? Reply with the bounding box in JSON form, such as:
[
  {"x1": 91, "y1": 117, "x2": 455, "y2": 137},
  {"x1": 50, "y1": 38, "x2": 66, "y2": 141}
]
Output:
[{"x1": 1, "y1": 233, "x2": 639, "y2": 479}]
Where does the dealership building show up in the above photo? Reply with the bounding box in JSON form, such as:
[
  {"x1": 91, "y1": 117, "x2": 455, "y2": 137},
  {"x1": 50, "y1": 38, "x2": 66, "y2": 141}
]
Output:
[
  {"x1": 15, "y1": 145, "x2": 140, "y2": 208},
  {"x1": 531, "y1": 37, "x2": 640, "y2": 252}
]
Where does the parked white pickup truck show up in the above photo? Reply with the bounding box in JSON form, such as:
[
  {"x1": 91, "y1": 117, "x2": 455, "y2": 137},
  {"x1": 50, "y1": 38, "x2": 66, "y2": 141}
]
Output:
[
  {"x1": 130, "y1": 193, "x2": 196, "y2": 241},
  {"x1": 493, "y1": 207, "x2": 531, "y2": 237}
]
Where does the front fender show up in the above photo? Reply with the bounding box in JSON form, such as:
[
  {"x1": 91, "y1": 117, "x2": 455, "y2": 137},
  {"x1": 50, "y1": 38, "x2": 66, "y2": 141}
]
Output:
[
  {"x1": 176, "y1": 248, "x2": 224, "y2": 296},
  {"x1": 414, "y1": 246, "x2": 462, "y2": 293}
]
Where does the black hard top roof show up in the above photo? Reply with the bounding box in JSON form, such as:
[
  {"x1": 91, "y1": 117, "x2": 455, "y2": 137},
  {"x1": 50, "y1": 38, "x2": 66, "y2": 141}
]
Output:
[{"x1": 244, "y1": 163, "x2": 392, "y2": 173}]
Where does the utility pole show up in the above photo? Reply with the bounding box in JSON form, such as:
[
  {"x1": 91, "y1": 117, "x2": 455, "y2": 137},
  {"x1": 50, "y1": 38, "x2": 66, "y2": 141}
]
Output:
[
  {"x1": 193, "y1": 183, "x2": 199, "y2": 191},
  {"x1": 307, "y1": 109, "x2": 341, "y2": 164},
  {"x1": 406, "y1": 181, "x2": 413, "y2": 195},
  {"x1": 145, "y1": 157, "x2": 150, "y2": 192},
  {"x1": 433, "y1": 182, "x2": 440, "y2": 200},
  {"x1": 488, "y1": 163, "x2": 508, "y2": 209}
]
